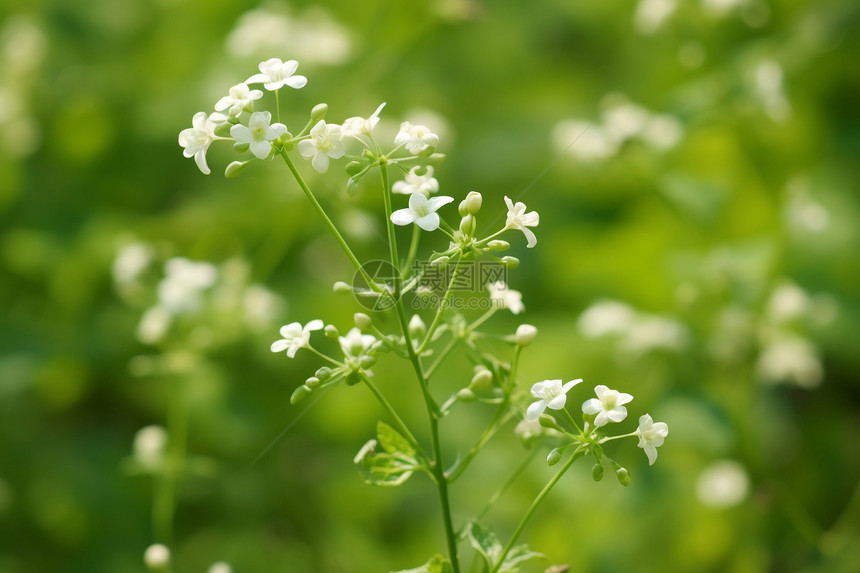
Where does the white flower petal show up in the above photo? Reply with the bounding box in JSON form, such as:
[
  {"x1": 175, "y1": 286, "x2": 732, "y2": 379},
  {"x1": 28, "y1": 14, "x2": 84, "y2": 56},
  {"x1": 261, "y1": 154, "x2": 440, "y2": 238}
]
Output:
[
  {"x1": 390, "y1": 208, "x2": 416, "y2": 226},
  {"x1": 305, "y1": 319, "x2": 324, "y2": 331},
  {"x1": 284, "y1": 75, "x2": 307, "y2": 89},
  {"x1": 415, "y1": 212, "x2": 440, "y2": 231},
  {"x1": 271, "y1": 339, "x2": 289, "y2": 353},
  {"x1": 249, "y1": 139, "x2": 272, "y2": 159},
  {"x1": 311, "y1": 152, "x2": 330, "y2": 173},
  {"x1": 526, "y1": 400, "x2": 547, "y2": 421},
  {"x1": 546, "y1": 394, "x2": 567, "y2": 410}
]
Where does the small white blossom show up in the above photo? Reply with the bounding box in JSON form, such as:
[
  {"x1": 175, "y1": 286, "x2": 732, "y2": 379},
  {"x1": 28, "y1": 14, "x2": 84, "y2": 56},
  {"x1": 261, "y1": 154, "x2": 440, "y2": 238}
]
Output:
[
  {"x1": 133, "y1": 425, "x2": 168, "y2": 471},
  {"x1": 390, "y1": 192, "x2": 453, "y2": 231},
  {"x1": 341, "y1": 102, "x2": 386, "y2": 138},
  {"x1": 339, "y1": 327, "x2": 377, "y2": 358},
  {"x1": 298, "y1": 120, "x2": 345, "y2": 173},
  {"x1": 246, "y1": 57, "x2": 307, "y2": 91},
  {"x1": 392, "y1": 166, "x2": 439, "y2": 196},
  {"x1": 207, "y1": 562, "x2": 233, "y2": 573},
  {"x1": 503, "y1": 196, "x2": 540, "y2": 248},
  {"x1": 635, "y1": 413, "x2": 668, "y2": 465},
  {"x1": 158, "y1": 258, "x2": 218, "y2": 313},
  {"x1": 144, "y1": 544, "x2": 170, "y2": 570},
  {"x1": 582, "y1": 384, "x2": 634, "y2": 427},
  {"x1": 487, "y1": 281, "x2": 524, "y2": 314},
  {"x1": 695, "y1": 460, "x2": 749, "y2": 508},
  {"x1": 230, "y1": 111, "x2": 288, "y2": 160},
  {"x1": 112, "y1": 242, "x2": 154, "y2": 285},
  {"x1": 178, "y1": 111, "x2": 228, "y2": 175},
  {"x1": 215, "y1": 82, "x2": 263, "y2": 117},
  {"x1": 394, "y1": 121, "x2": 439, "y2": 154},
  {"x1": 526, "y1": 379, "x2": 583, "y2": 421},
  {"x1": 271, "y1": 319, "x2": 324, "y2": 358}
]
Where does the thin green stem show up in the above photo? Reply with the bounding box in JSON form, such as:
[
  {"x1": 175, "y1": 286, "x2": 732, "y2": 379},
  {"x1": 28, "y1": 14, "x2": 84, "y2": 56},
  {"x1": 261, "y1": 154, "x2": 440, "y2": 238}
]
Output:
[
  {"x1": 418, "y1": 254, "x2": 465, "y2": 355},
  {"x1": 473, "y1": 449, "x2": 539, "y2": 526},
  {"x1": 380, "y1": 162, "x2": 460, "y2": 573},
  {"x1": 425, "y1": 335, "x2": 459, "y2": 380},
  {"x1": 402, "y1": 224, "x2": 421, "y2": 275},
  {"x1": 489, "y1": 447, "x2": 586, "y2": 573},
  {"x1": 279, "y1": 150, "x2": 375, "y2": 287},
  {"x1": 358, "y1": 371, "x2": 427, "y2": 461}
]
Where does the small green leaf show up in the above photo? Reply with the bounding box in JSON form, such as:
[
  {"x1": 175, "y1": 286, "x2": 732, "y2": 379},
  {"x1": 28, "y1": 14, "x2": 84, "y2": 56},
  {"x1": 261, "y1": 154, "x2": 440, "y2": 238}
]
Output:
[
  {"x1": 466, "y1": 521, "x2": 503, "y2": 567},
  {"x1": 499, "y1": 544, "x2": 543, "y2": 573},
  {"x1": 377, "y1": 421, "x2": 415, "y2": 457}
]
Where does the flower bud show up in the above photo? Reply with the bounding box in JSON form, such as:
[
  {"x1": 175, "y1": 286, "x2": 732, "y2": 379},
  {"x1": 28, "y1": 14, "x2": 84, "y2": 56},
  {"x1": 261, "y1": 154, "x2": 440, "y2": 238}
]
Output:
[
  {"x1": 345, "y1": 161, "x2": 366, "y2": 176},
  {"x1": 538, "y1": 413, "x2": 563, "y2": 431},
  {"x1": 225, "y1": 160, "x2": 251, "y2": 179},
  {"x1": 514, "y1": 324, "x2": 538, "y2": 346},
  {"x1": 333, "y1": 281, "x2": 352, "y2": 294},
  {"x1": 345, "y1": 370, "x2": 361, "y2": 385},
  {"x1": 616, "y1": 467, "x2": 630, "y2": 487},
  {"x1": 501, "y1": 256, "x2": 519, "y2": 269},
  {"x1": 457, "y1": 388, "x2": 476, "y2": 401},
  {"x1": 315, "y1": 366, "x2": 332, "y2": 381},
  {"x1": 486, "y1": 240, "x2": 510, "y2": 252},
  {"x1": 546, "y1": 448, "x2": 562, "y2": 466},
  {"x1": 324, "y1": 324, "x2": 339, "y2": 339},
  {"x1": 469, "y1": 367, "x2": 493, "y2": 390},
  {"x1": 354, "y1": 313, "x2": 372, "y2": 330},
  {"x1": 305, "y1": 376, "x2": 320, "y2": 389},
  {"x1": 459, "y1": 191, "x2": 483, "y2": 216},
  {"x1": 408, "y1": 314, "x2": 426, "y2": 339},
  {"x1": 311, "y1": 103, "x2": 328, "y2": 122},
  {"x1": 144, "y1": 544, "x2": 171, "y2": 571},
  {"x1": 459, "y1": 214, "x2": 477, "y2": 236},
  {"x1": 359, "y1": 355, "x2": 377, "y2": 369},
  {"x1": 290, "y1": 384, "x2": 312, "y2": 404},
  {"x1": 592, "y1": 463, "x2": 605, "y2": 482}
]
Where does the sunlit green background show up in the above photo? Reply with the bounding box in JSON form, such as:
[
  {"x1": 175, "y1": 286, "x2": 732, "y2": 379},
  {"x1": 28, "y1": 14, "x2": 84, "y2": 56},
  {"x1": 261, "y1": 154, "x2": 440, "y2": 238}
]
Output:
[{"x1": 1, "y1": 0, "x2": 859, "y2": 571}]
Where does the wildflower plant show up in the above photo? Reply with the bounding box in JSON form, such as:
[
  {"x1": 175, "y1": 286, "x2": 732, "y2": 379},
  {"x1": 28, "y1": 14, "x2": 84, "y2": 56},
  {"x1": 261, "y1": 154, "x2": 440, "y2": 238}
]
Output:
[{"x1": 178, "y1": 58, "x2": 669, "y2": 572}]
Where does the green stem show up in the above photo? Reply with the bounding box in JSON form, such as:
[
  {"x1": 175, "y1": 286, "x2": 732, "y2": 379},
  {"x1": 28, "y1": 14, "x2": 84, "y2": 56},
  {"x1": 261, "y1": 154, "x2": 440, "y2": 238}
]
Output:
[
  {"x1": 425, "y1": 335, "x2": 459, "y2": 380},
  {"x1": 380, "y1": 162, "x2": 461, "y2": 573},
  {"x1": 472, "y1": 449, "x2": 538, "y2": 527},
  {"x1": 358, "y1": 371, "x2": 427, "y2": 461},
  {"x1": 279, "y1": 150, "x2": 376, "y2": 288},
  {"x1": 402, "y1": 224, "x2": 421, "y2": 276},
  {"x1": 489, "y1": 447, "x2": 586, "y2": 573},
  {"x1": 418, "y1": 254, "x2": 465, "y2": 355}
]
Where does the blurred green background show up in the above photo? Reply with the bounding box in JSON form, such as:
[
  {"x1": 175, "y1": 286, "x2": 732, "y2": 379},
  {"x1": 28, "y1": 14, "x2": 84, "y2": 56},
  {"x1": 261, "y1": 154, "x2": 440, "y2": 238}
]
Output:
[{"x1": 1, "y1": 0, "x2": 859, "y2": 571}]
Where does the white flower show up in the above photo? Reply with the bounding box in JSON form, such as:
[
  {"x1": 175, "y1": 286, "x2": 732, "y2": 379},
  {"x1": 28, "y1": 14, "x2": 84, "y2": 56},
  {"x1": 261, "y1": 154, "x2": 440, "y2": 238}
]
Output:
[
  {"x1": 246, "y1": 57, "x2": 307, "y2": 91},
  {"x1": 392, "y1": 166, "x2": 439, "y2": 196},
  {"x1": 487, "y1": 281, "x2": 524, "y2": 314},
  {"x1": 271, "y1": 319, "x2": 324, "y2": 358},
  {"x1": 215, "y1": 82, "x2": 264, "y2": 117},
  {"x1": 179, "y1": 111, "x2": 228, "y2": 175},
  {"x1": 635, "y1": 413, "x2": 668, "y2": 465},
  {"x1": 207, "y1": 562, "x2": 233, "y2": 573},
  {"x1": 390, "y1": 192, "x2": 453, "y2": 231},
  {"x1": 158, "y1": 257, "x2": 218, "y2": 313},
  {"x1": 298, "y1": 120, "x2": 344, "y2": 173},
  {"x1": 133, "y1": 425, "x2": 168, "y2": 471},
  {"x1": 581, "y1": 384, "x2": 634, "y2": 427},
  {"x1": 503, "y1": 196, "x2": 540, "y2": 248},
  {"x1": 341, "y1": 102, "x2": 386, "y2": 138},
  {"x1": 144, "y1": 544, "x2": 171, "y2": 569},
  {"x1": 339, "y1": 327, "x2": 377, "y2": 358},
  {"x1": 230, "y1": 111, "x2": 288, "y2": 160},
  {"x1": 695, "y1": 460, "x2": 749, "y2": 508},
  {"x1": 526, "y1": 379, "x2": 583, "y2": 421},
  {"x1": 394, "y1": 121, "x2": 439, "y2": 154}
]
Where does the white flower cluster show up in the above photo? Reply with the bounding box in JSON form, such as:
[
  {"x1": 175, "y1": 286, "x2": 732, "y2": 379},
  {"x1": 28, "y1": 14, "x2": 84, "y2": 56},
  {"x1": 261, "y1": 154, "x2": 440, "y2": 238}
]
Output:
[{"x1": 526, "y1": 379, "x2": 669, "y2": 466}]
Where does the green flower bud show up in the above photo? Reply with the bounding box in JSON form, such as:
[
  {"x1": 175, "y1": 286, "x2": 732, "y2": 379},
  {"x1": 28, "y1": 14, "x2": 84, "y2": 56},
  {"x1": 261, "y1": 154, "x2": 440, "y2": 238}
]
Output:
[
  {"x1": 315, "y1": 366, "x2": 333, "y2": 381},
  {"x1": 458, "y1": 191, "x2": 483, "y2": 216},
  {"x1": 546, "y1": 448, "x2": 562, "y2": 466},
  {"x1": 486, "y1": 240, "x2": 510, "y2": 251},
  {"x1": 311, "y1": 103, "x2": 328, "y2": 122},
  {"x1": 469, "y1": 367, "x2": 493, "y2": 390},
  {"x1": 225, "y1": 160, "x2": 251, "y2": 179},
  {"x1": 514, "y1": 324, "x2": 538, "y2": 346},
  {"x1": 333, "y1": 281, "x2": 352, "y2": 294},
  {"x1": 324, "y1": 324, "x2": 339, "y2": 339},
  {"x1": 616, "y1": 467, "x2": 630, "y2": 487},
  {"x1": 233, "y1": 141, "x2": 250, "y2": 153},
  {"x1": 456, "y1": 388, "x2": 476, "y2": 401},
  {"x1": 345, "y1": 161, "x2": 366, "y2": 176},
  {"x1": 305, "y1": 376, "x2": 320, "y2": 389},
  {"x1": 345, "y1": 370, "x2": 361, "y2": 385},
  {"x1": 592, "y1": 463, "x2": 605, "y2": 482},
  {"x1": 354, "y1": 313, "x2": 372, "y2": 330},
  {"x1": 501, "y1": 256, "x2": 519, "y2": 269},
  {"x1": 538, "y1": 413, "x2": 563, "y2": 431},
  {"x1": 459, "y1": 214, "x2": 477, "y2": 236},
  {"x1": 359, "y1": 355, "x2": 377, "y2": 369},
  {"x1": 290, "y1": 384, "x2": 312, "y2": 404}
]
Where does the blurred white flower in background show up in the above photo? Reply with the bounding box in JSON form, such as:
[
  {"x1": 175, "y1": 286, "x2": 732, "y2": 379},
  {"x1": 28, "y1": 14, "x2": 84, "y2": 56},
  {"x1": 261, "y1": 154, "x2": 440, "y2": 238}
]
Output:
[
  {"x1": 634, "y1": 0, "x2": 678, "y2": 35},
  {"x1": 696, "y1": 459, "x2": 750, "y2": 508},
  {"x1": 756, "y1": 335, "x2": 823, "y2": 388},
  {"x1": 133, "y1": 425, "x2": 168, "y2": 471},
  {"x1": 226, "y1": 6, "x2": 352, "y2": 66},
  {"x1": 753, "y1": 60, "x2": 791, "y2": 122},
  {"x1": 578, "y1": 299, "x2": 688, "y2": 358},
  {"x1": 0, "y1": 15, "x2": 47, "y2": 158}
]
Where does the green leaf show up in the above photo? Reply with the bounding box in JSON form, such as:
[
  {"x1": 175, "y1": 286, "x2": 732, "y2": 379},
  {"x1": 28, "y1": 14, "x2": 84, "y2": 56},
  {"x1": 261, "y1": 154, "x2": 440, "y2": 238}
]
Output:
[
  {"x1": 499, "y1": 545, "x2": 543, "y2": 573},
  {"x1": 466, "y1": 521, "x2": 503, "y2": 567},
  {"x1": 391, "y1": 554, "x2": 452, "y2": 573},
  {"x1": 377, "y1": 421, "x2": 415, "y2": 457},
  {"x1": 354, "y1": 430, "x2": 418, "y2": 487}
]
